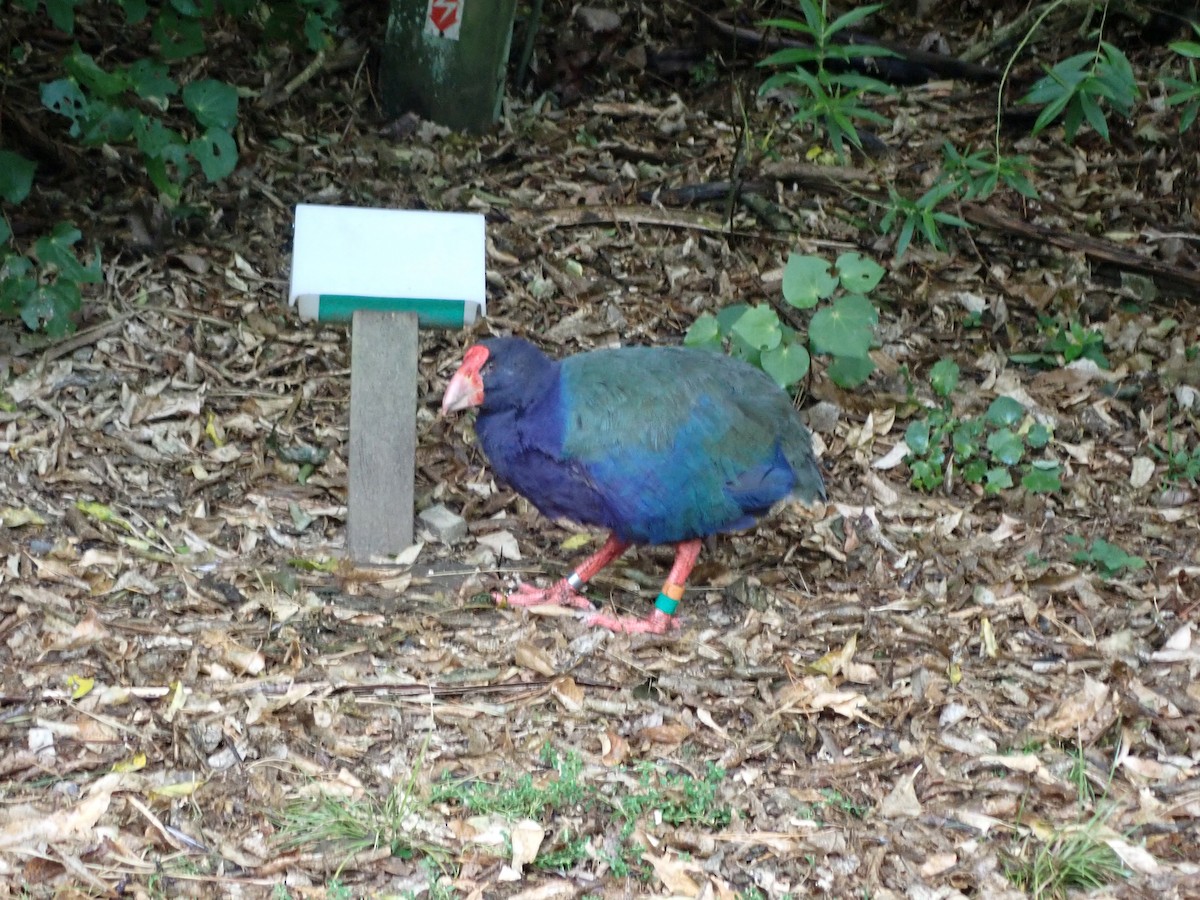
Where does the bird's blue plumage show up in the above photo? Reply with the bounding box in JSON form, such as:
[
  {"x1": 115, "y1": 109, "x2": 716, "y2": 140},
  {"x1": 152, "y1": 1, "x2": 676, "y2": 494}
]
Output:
[{"x1": 468, "y1": 337, "x2": 825, "y2": 545}]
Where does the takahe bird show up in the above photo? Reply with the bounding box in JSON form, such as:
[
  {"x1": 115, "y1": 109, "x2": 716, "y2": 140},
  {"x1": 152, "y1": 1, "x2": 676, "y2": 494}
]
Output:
[{"x1": 441, "y1": 337, "x2": 826, "y2": 634}]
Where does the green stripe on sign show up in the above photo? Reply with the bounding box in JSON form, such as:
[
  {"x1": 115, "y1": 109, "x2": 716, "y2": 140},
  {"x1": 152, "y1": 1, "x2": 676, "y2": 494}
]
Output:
[{"x1": 315, "y1": 296, "x2": 471, "y2": 328}]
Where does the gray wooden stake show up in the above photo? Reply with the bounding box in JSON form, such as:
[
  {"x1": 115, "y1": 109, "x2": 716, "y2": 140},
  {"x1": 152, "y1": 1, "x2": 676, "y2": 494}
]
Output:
[{"x1": 348, "y1": 310, "x2": 417, "y2": 560}]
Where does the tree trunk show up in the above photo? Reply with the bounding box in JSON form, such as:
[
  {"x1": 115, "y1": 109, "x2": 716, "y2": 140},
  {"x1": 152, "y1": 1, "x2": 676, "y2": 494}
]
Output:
[{"x1": 380, "y1": 0, "x2": 518, "y2": 134}]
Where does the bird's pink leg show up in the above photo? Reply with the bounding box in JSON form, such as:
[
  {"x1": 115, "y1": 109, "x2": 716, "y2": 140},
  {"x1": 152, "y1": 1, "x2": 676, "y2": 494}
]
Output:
[
  {"x1": 497, "y1": 534, "x2": 630, "y2": 610},
  {"x1": 585, "y1": 539, "x2": 702, "y2": 634}
]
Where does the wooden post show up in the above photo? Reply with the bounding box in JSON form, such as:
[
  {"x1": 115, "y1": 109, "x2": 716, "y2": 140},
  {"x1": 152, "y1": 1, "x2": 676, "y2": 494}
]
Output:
[
  {"x1": 347, "y1": 310, "x2": 418, "y2": 559},
  {"x1": 380, "y1": 0, "x2": 519, "y2": 133},
  {"x1": 289, "y1": 204, "x2": 484, "y2": 564}
]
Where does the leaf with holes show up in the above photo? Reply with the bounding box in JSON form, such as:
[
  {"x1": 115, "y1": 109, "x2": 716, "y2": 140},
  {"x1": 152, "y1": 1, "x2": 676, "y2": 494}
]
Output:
[
  {"x1": 35, "y1": 223, "x2": 101, "y2": 284},
  {"x1": 41, "y1": 79, "x2": 90, "y2": 135},
  {"x1": 835, "y1": 252, "x2": 884, "y2": 293},
  {"x1": 189, "y1": 127, "x2": 238, "y2": 181}
]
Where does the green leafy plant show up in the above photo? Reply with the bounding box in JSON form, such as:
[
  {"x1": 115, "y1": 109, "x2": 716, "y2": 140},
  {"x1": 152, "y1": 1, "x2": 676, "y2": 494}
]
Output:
[
  {"x1": 40, "y1": 41, "x2": 241, "y2": 199},
  {"x1": 1067, "y1": 741, "x2": 1098, "y2": 806},
  {"x1": 276, "y1": 781, "x2": 436, "y2": 869},
  {"x1": 433, "y1": 747, "x2": 732, "y2": 878},
  {"x1": 685, "y1": 251, "x2": 883, "y2": 390},
  {"x1": 1, "y1": 0, "x2": 338, "y2": 336},
  {"x1": 1150, "y1": 432, "x2": 1200, "y2": 484},
  {"x1": 1164, "y1": 27, "x2": 1200, "y2": 130},
  {"x1": 1, "y1": 145, "x2": 100, "y2": 338},
  {"x1": 640, "y1": 761, "x2": 731, "y2": 828},
  {"x1": 431, "y1": 743, "x2": 587, "y2": 820},
  {"x1": 1010, "y1": 316, "x2": 1109, "y2": 369},
  {"x1": 940, "y1": 141, "x2": 1039, "y2": 201},
  {"x1": 1004, "y1": 815, "x2": 1130, "y2": 899},
  {"x1": 533, "y1": 833, "x2": 591, "y2": 871},
  {"x1": 690, "y1": 56, "x2": 719, "y2": 88},
  {"x1": 0, "y1": 220, "x2": 102, "y2": 338},
  {"x1": 1066, "y1": 536, "x2": 1146, "y2": 579},
  {"x1": 928, "y1": 358, "x2": 960, "y2": 398},
  {"x1": 1020, "y1": 41, "x2": 1139, "y2": 142},
  {"x1": 818, "y1": 787, "x2": 870, "y2": 819},
  {"x1": 878, "y1": 179, "x2": 970, "y2": 258},
  {"x1": 758, "y1": 0, "x2": 896, "y2": 160},
  {"x1": 906, "y1": 394, "x2": 1060, "y2": 495}
]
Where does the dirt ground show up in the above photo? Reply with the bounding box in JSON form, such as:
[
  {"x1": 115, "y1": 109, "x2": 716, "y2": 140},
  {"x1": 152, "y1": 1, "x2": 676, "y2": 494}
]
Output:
[{"x1": 2, "y1": 2, "x2": 1199, "y2": 897}]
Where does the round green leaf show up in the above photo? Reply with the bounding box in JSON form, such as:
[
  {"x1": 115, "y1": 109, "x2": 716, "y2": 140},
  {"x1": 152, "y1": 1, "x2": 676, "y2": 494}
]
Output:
[
  {"x1": 128, "y1": 59, "x2": 178, "y2": 108},
  {"x1": 782, "y1": 253, "x2": 837, "y2": 309},
  {"x1": 182, "y1": 79, "x2": 238, "y2": 129},
  {"x1": 0, "y1": 151, "x2": 36, "y2": 204},
  {"x1": 79, "y1": 103, "x2": 138, "y2": 145},
  {"x1": 189, "y1": 127, "x2": 238, "y2": 181},
  {"x1": 730, "y1": 305, "x2": 782, "y2": 351},
  {"x1": 44, "y1": 0, "x2": 77, "y2": 32},
  {"x1": 135, "y1": 117, "x2": 185, "y2": 157},
  {"x1": 905, "y1": 419, "x2": 931, "y2": 455},
  {"x1": 1026, "y1": 422, "x2": 1051, "y2": 449},
  {"x1": 809, "y1": 293, "x2": 877, "y2": 358},
  {"x1": 929, "y1": 358, "x2": 959, "y2": 398},
  {"x1": 1022, "y1": 462, "x2": 1062, "y2": 493},
  {"x1": 835, "y1": 251, "x2": 885, "y2": 293},
  {"x1": 153, "y1": 10, "x2": 207, "y2": 60},
  {"x1": 684, "y1": 314, "x2": 722, "y2": 350},
  {"x1": 962, "y1": 458, "x2": 986, "y2": 483},
  {"x1": 716, "y1": 303, "x2": 749, "y2": 335},
  {"x1": 827, "y1": 353, "x2": 874, "y2": 388},
  {"x1": 22, "y1": 282, "x2": 80, "y2": 337},
  {"x1": 986, "y1": 428, "x2": 1024, "y2": 466},
  {"x1": 984, "y1": 466, "x2": 1014, "y2": 495},
  {"x1": 761, "y1": 342, "x2": 810, "y2": 388},
  {"x1": 985, "y1": 396, "x2": 1024, "y2": 427},
  {"x1": 952, "y1": 418, "x2": 983, "y2": 461}
]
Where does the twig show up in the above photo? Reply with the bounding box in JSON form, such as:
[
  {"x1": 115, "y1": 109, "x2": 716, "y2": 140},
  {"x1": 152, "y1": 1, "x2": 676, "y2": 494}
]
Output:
[
  {"x1": 961, "y1": 0, "x2": 1097, "y2": 63},
  {"x1": 36, "y1": 311, "x2": 136, "y2": 364}
]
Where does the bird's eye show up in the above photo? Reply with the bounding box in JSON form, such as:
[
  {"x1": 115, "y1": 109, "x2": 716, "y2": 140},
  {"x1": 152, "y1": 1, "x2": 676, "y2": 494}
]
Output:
[{"x1": 482, "y1": 361, "x2": 495, "y2": 376}]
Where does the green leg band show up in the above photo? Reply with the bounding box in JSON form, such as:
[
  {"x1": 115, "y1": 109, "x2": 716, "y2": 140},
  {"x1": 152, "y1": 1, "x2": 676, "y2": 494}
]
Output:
[{"x1": 655, "y1": 594, "x2": 679, "y2": 616}]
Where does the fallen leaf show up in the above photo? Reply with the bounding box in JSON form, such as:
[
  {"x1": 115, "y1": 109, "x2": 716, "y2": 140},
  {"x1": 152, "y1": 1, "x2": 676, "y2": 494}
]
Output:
[
  {"x1": 1130, "y1": 455, "x2": 1155, "y2": 487},
  {"x1": 878, "y1": 766, "x2": 922, "y2": 818},
  {"x1": 645, "y1": 850, "x2": 702, "y2": 895},
  {"x1": 515, "y1": 643, "x2": 557, "y2": 676},
  {"x1": 550, "y1": 676, "x2": 584, "y2": 712},
  {"x1": 509, "y1": 819, "x2": 545, "y2": 873},
  {"x1": 1036, "y1": 676, "x2": 1115, "y2": 740}
]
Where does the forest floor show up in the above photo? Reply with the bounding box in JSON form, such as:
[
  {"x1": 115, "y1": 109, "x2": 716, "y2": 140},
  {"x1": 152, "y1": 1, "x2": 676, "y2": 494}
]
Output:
[{"x1": 2, "y1": 1, "x2": 1199, "y2": 898}]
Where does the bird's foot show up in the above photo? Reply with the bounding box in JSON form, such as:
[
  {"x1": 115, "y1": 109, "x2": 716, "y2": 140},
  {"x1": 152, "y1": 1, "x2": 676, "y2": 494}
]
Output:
[
  {"x1": 583, "y1": 608, "x2": 678, "y2": 635},
  {"x1": 494, "y1": 580, "x2": 596, "y2": 611}
]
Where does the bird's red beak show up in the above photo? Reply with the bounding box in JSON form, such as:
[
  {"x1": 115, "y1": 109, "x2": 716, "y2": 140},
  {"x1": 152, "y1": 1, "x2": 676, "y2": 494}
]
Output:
[{"x1": 440, "y1": 344, "x2": 489, "y2": 414}]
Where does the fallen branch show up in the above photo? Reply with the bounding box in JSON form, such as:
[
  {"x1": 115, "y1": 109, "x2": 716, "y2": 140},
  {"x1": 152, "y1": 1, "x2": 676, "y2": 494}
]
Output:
[{"x1": 960, "y1": 202, "x2": 1200, "y2": 292}]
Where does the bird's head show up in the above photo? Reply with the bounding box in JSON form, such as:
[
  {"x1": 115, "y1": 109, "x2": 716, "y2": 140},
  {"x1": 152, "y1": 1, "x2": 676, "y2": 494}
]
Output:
[{"x1": 440, "y1": 337, "x2": 554, "y2": 415}]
